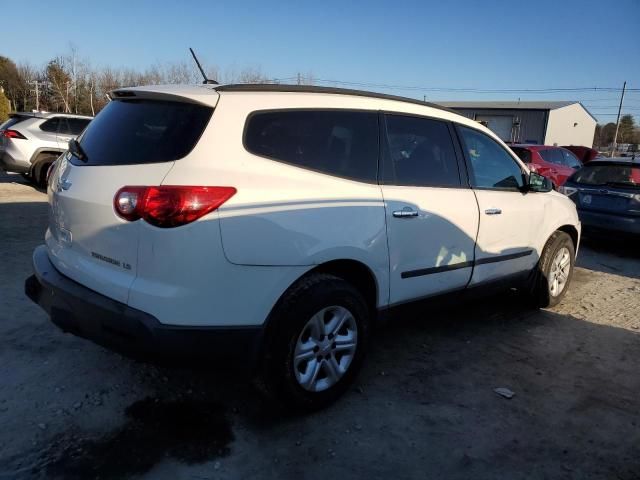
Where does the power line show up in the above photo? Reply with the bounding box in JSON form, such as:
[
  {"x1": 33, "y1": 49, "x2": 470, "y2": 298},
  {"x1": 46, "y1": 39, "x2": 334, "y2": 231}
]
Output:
[{"x1": 290, "y1": 77, "x2": 640, "y2": 94}]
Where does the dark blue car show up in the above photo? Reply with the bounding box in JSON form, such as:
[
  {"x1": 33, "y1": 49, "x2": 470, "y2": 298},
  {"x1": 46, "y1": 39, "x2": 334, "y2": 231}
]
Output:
[{"x1": 559, "y1": 159, "x2": 640, "y2": 235}]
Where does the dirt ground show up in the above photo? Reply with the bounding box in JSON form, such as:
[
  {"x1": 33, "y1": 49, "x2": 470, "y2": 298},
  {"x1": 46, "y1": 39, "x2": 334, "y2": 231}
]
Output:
[{"x1": 0, "y1": 171, "x2": 638, "y2": 480}]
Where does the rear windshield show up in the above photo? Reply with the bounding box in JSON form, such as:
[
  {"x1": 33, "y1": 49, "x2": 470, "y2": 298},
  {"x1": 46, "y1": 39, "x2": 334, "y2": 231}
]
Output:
[
  {"x1": 571, "y1": 164, "x2": 640, "y2": 188},
  {"x1": 0, "y1": 116, "x2": 29, "y2": 130},
  {"x1": 510, "y1": 147, "x2": 531, "y2": 163},
  {"x1": 73, "y1": 99, "x2": 213, "y2": 166}
]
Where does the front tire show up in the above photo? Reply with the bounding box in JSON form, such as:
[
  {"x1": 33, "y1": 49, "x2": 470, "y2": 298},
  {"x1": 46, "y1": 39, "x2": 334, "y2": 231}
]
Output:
[
  {"x1": 531, "y1": 231, "x2": 575, "y2": 308},
  {"x1": 260, "y1": 273, "x2": 370, "y2": 411}
]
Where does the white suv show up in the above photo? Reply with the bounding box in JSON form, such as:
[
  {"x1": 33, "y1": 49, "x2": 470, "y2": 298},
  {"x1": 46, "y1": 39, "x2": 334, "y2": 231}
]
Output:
[
  {"x1": 0, "y1": 112, "x2": 92, "y2": 185},
  {"x1": 26, "y1": 84, "x2": 580, "y2": 409}
]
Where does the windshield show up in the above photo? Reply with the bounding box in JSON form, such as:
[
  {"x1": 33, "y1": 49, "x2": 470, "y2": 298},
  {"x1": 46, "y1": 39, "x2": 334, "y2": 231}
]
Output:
[
  {"x1": 73, "y1": 99, "x2": 213, "y2": 166},
  {"x1": 571, "y1": 164, "x2": 640, "y2": 188}
]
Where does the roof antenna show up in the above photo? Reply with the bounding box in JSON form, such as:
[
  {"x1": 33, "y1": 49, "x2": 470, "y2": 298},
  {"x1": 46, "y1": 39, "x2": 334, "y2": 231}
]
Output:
[{"x1": 189, "y1": 48, "x2": 218, "y2": 85}]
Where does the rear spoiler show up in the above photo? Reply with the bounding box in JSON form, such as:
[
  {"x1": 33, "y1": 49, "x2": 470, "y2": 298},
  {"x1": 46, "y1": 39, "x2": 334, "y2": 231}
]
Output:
[
  {"x1": 9, "y1": 112, "x2": 48, "y2": 119},
  {"x1": 109, "y1": 86, "x2": 219, "y2": 108}
]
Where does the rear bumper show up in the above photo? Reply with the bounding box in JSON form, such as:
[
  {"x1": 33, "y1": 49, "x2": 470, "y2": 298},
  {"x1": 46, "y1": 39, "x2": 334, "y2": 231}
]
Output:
[
  {"x1": 578, "y1": 209, "x2": 640, "y2": 235},
  {"x1": 25, "y1": 245, "x2": 264, "y2": 371},
  {"x1": 0, "y1": 151, "x2": 30, "y2": 173}
]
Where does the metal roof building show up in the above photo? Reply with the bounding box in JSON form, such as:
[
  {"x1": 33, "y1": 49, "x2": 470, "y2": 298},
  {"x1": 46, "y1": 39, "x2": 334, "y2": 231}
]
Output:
[{"x1": 438, "y1": 101, "x2": 597, "y2": 147}]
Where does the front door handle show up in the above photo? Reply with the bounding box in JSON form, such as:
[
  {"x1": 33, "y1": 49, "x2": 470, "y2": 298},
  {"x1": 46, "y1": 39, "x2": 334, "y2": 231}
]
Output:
[
  {"x1": 484, "y1": 208, "x2": 502, "y2": 215},
  {"x1": 393, "y1": 208, "x2": 419, "y2": 218}
]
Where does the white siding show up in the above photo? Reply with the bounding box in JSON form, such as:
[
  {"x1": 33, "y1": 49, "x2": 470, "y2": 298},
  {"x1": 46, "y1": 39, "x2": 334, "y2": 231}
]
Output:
[{"x1": 544, "y1": 103, "x2": 596, "y2": 147}]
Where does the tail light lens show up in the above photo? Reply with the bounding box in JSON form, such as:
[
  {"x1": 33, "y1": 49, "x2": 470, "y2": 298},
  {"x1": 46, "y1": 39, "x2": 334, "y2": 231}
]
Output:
[
  {"x1": 114, "y1": 186, "x2": 237, "y2": 228},
  {"x1": 1, "y1": 129, "x2": 27, "y2": 139}
]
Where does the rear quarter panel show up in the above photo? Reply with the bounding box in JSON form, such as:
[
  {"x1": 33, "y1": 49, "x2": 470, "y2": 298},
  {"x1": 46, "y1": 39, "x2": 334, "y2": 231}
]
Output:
[{"x1": 161, "y1": 92, "x2": 391, "y2": 307}]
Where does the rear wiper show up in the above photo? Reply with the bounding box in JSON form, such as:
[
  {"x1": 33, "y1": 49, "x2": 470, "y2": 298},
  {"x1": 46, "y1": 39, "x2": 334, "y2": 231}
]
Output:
[{"x1": 68, "y1": 138, "x2": 88, "y2": 162}]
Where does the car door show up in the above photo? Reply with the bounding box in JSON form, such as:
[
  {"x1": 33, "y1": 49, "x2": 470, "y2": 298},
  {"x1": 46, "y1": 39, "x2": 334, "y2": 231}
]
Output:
[
  {"x1": 380, "y1": 114, "x2": 479, "y2": 305},
  {"x1": 456, "y1": 125, "x2": 546, "y2": 286}
]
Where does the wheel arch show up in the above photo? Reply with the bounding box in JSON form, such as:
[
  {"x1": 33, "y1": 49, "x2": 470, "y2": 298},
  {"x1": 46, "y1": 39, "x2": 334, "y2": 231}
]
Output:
[
  {"x1": 29, "y1": 147, "x2": 65, "y2": 166},
  {"x1": 556, "y1": 224, "x2": 579, "y2": 251},
  {"x1": 308, "y1": 259, "x2": 379, "y2": 316},
  {"x1": 260, "y1": 259, "x2": 380, "y2": 356}
]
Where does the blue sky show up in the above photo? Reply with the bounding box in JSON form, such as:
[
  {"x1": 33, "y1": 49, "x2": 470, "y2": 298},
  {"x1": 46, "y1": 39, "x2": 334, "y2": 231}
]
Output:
[{"x1": 5, "y1": 0, "x2": 640, "y2": 123}]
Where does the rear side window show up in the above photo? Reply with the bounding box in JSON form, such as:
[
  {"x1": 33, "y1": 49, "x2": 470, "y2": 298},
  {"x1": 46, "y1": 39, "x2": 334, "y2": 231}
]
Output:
[
  {"x1": 539, "y1": 148, "x2": 564, "y2": 165},
  {"x1": 383, "y1": 114, "x2": 460, "y2": 187},
  {"x1": 244, "y1": 110, "x2": 379, "y2": 183},
  {"x1": 73, "y1": 99, "x2": 213, "y2": 166},
  {"x1": 458, "y1": 126, "x2": 524, "y2": 191},
  {"x1": 510, "y1": 147, "x2": 531, "y2": 163},
  {"x1": 40, "y1": 118, "x2": 60, "y2": 133}
]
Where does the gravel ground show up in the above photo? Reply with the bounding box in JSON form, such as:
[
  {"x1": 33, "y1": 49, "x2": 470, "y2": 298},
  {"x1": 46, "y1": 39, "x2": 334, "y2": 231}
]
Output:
[{"x1": 0, "y1": 171, "x2": 639, "y2": 480}]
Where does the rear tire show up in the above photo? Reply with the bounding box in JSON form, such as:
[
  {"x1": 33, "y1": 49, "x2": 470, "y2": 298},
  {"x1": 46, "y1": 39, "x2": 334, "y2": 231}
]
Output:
[
  {"x1": 259, "y1": 273, "x2": 370, "y2": 412},
  {"x1": 31, "y1": 153, "x2": 58, "y2": 188},
  {"x1": 530, "y1": 231, "x2": 575, "y2": 308}
]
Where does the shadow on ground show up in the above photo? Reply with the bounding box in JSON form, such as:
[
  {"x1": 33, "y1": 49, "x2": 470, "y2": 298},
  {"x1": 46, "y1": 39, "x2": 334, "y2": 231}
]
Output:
[
  {"x1": 577, "y1": 232, "x2": 640, "y2": 280},
  {"x1": 4, "y1": 292, "x2": 635, "y2": 480}
]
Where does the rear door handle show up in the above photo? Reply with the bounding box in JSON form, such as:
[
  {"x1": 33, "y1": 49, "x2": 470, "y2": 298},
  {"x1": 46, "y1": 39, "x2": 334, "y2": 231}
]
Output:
[
  {"x1": 484, "y1": 208, "x2": 502, "y2": 215},
  {"x1": 392, "y1": 208, "x2": 419, "y2": 218}
]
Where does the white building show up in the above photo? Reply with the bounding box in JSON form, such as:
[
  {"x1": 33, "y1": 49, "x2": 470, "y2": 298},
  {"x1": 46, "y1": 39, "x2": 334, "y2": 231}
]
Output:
[{"x1": 439, "y1": 101, "x2": 597, "y2": 147}]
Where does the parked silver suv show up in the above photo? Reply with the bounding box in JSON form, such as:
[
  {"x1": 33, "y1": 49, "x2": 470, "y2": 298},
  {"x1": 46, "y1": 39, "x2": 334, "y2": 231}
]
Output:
[{"x1": 0, "y1": 112, "x2": 92, "y2": 185}]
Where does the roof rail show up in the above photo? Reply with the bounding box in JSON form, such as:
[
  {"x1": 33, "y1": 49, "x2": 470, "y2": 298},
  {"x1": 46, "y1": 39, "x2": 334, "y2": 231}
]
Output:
[{"x1": 214, "y1": 84, "x2": 455, "y2": 113}]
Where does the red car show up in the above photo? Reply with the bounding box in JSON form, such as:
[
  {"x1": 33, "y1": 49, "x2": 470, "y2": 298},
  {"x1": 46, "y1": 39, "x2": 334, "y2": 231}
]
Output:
[
  {"x1": 509, "y1": 144, "x2": 582, "y2": 187},
  {"x1": 561, "y1": 145, "x2": 600, "y2": 163}
]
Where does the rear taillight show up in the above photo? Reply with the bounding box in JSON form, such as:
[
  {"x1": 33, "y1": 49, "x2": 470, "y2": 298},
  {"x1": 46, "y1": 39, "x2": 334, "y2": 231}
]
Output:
[
  {"x1": 114, "y1": 186, "x2": 237, "y2": 228},
  {"x1": 1, "y1": 129, "x2": 27, "y2": 139}
]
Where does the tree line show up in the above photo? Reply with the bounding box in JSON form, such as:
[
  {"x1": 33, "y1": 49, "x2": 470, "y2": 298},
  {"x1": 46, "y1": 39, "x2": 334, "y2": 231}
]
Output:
[
  {"x1": 0, "y1": 48, "x2": 638, "y2": 150},
  {"x1": 593, "y1": 115, "x2": 639, "y2": 148}
]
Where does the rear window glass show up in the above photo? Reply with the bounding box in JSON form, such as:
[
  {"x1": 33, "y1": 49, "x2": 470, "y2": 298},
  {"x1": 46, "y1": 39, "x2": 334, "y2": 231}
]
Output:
[
  {"x1": 510, "y1": 147, "x2": 531, "y2": 163},
  {"x1": 244, "y1": 110, "x2": 379, "y2": 183},
  {"x1": 571, "y1": 164, "x2": 640, "y2": 188},
  {"x1": 0, "y1": 116, "x2": 29, "y2": 130},
  {"x1": 73, "y1": 99, "x2": 213, "y2": 166}
]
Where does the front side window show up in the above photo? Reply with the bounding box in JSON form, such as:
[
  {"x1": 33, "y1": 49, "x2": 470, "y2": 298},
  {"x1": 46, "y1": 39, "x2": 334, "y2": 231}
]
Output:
[
  {"x1": 539, "y1": 148, "x2": 564, "y2": 165},
  {"x1": 244, "y1": 110, "x2": 378, "y2": 183},
  {"x1": 57, "y1": 117, "x2": 72, "y2": 135},
  {"x1": 458, "y1": 126, "x2": 524, "y2": 191},
  {"x1": 382, "y1": 114, "x2": 460, "y2": 187},
  {"x1": 561, "y1": 149, "x2": 581, "y2": 169}
]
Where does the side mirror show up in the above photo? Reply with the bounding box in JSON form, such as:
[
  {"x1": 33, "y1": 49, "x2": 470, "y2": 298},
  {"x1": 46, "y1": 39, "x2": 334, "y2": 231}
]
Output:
[{"x1": 527, "y1": 172, "x2": 553, "y2": 192}]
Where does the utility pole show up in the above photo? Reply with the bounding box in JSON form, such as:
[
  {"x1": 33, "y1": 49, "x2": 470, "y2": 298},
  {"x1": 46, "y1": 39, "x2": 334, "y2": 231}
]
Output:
[
  {"x1": 611, "y1": 81, "x2": 626, "y2": 157},
  {"x1": 29, "y1": 80, "x2": 47, "y2": 111},
  {"x1": 297, "y1": 72, "x2": 301, "y2": 85}
]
